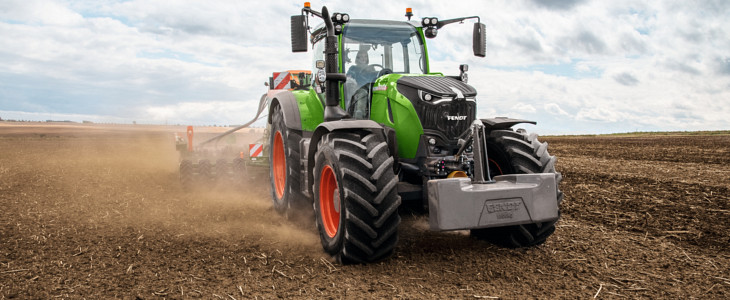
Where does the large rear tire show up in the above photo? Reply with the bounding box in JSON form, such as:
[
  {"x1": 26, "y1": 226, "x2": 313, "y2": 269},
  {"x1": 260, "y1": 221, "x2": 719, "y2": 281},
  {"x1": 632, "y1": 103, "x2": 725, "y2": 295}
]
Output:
[
  {"x1": 215, "y1": 158, "x2": 230, "y2": 184},
  {"x1": 313, "y1": 130, "x2": 400, "y2": 264},
  {"x1": 198, "y1": 159, "x2": 213, "y2": 189},
  {"x1": 470, "y1": 129, "x2": 563, "y2": 248},
  {"x1": 269, "y1": 104, "x2": 307, "y2": 216}
]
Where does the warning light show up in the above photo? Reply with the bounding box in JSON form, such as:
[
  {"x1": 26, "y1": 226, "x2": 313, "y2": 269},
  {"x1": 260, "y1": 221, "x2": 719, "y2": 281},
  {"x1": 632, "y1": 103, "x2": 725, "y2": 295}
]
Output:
[
  {"x1": 304, "y1": 2, "x2": 310, "y2": 8},
  {"x1": 405, "y1": 7, "x2": 413, "y2": 20}
]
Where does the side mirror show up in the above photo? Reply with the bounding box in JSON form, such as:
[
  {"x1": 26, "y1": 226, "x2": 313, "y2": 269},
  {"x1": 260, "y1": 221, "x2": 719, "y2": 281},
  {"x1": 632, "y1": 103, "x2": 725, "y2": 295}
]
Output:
[
  {"x1": 473, "y1": 22, "x2": 486, "y2": 57},
  {"x1": 291, "y1": 15, "x2": 308, "y2": 52}
]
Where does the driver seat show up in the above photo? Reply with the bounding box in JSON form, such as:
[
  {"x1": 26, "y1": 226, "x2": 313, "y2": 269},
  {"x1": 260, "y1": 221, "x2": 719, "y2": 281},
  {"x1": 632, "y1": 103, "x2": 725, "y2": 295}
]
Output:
[
  {"x1": 348, "y1": 83, "x2": 373, "y2": 119},
  {"x1": 347, "y1": 68, "x2": 392, "y2": 119}
]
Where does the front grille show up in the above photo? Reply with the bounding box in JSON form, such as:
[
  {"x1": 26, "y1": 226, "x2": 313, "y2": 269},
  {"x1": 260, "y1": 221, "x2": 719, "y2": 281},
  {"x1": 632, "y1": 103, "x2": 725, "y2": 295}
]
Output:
[
  {"x1": 416, "y1": 100, "x2": 475, "y2": 139},
  {"x1": 396, "y1": 76, "x2": 477, "y2": 140}
]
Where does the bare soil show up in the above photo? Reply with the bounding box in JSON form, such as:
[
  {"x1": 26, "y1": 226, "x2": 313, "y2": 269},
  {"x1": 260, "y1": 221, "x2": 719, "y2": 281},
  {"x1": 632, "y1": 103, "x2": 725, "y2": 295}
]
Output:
[{"x1": 1, "y1": 123, "x2": 728, "y2": 299}]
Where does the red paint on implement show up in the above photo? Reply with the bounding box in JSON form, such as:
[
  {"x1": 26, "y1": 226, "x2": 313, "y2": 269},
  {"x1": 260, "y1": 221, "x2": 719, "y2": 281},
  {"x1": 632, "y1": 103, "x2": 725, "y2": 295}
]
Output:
[
  {"x1": 272, "y1": 72, "x2": 291, "y2": 90},
  {"x1": 249, "y1": 144, "x2": 264, "y2": 158},
  {"x1": 186, "y1": 126, "x2": 194, "y2": 152}
]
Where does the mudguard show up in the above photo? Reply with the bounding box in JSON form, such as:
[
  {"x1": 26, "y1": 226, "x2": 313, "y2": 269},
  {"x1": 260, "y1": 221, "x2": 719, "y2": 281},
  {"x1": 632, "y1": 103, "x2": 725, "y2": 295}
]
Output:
[
  {"x1": 481, "y1": 117, "x2": 536, "y2": 130},
  {"x1": 305, "y1": 119, "x2": 385, "y2": 195},
  {"x1": 268, "y1": 91, "x2": 302, "y2": 131}
]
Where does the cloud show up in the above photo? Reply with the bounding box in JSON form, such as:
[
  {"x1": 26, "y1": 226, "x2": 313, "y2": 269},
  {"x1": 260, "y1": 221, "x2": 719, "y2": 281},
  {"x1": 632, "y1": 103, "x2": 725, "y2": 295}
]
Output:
[
  {"x1": 613, "y1": 72, "x2": 639, "y2": 86},
  {"x1": 576, "y1": 106, "x2": 627, "y2": 123},
  {"x1": 0, "y1": 0, "x2": 84, "y2": 26},
  {"x1": 714, "y1": 57, "x2": 730, "y2": 76},
  {"x1": 662, "y1": 58, "x2": 702, "y2": 75},
  {"x1": 512, "y1": 103, "x2": 537, "y2": 114},
  {"x1": 530, "y1": 0, "x2": 587, "y2": 10},
  {"x1": 0, "y1": 0, "x2": 729, "y2": 134},
  {"x1": 568, "y1": 31, "x2": 608, "y2": 54},
  {"x1": 544, "y1": 103, "x2": 570, "y2": 116},
  {"x1": 144, "y1": 101, "x2": 262, "y2": 125}
]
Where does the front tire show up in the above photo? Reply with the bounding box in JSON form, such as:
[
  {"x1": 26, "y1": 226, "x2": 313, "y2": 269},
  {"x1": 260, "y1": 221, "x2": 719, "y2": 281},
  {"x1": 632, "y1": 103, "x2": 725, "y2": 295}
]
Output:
[
  {"x1": 471, "y1": 129, "x2": 563, "y2": 248},
  {"x1": 269, "y1": 105, "x2": 307, "y2": 215},
  {"x1": 313, "y1": 130, "x2": 401, "y2": 264}
]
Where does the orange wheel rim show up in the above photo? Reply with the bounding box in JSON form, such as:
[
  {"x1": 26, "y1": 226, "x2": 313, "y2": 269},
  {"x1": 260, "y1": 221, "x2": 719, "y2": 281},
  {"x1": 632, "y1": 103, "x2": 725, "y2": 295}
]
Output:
[
  {"x1": 489, "y1": 158, "x2": 504, "y2": 175},
  {"x1": 272, "y1": 131, "x2": 286, "y2": 198},
  {"x1": 319, "y1": 165, "x2": 340, "y2": 238}
]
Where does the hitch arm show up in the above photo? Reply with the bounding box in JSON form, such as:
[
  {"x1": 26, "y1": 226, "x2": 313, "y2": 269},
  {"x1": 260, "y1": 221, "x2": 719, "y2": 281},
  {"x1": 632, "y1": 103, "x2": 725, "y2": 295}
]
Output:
[{"x1": 459, "y1": 121, "x2": 492, "y2": 183}]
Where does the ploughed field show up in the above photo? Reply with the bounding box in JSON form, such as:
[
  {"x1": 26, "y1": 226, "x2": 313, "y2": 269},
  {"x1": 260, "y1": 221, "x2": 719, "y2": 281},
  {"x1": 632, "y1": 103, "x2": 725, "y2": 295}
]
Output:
[{"x1": 1, "y1": 123, "x2": 728, "y2": 298}]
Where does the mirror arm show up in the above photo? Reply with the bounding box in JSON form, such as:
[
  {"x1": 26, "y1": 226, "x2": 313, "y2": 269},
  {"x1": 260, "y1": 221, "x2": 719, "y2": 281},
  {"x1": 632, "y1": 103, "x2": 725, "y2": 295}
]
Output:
[
  {"x1": 436, "y1": 16, "x2": 480, "y2": 29},
  {"x1": 302, "y1": 6, "x2": 323, "y2": 18}
]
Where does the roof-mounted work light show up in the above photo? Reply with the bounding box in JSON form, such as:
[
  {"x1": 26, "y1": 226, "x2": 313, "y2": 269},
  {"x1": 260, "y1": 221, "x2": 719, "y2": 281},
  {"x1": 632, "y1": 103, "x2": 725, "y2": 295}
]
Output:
[
  {"x1": 331, "y1": 12, "x2": 349, "y2": 34},
  {"x1": 422, "y1": 17, "x2": 440, "y2": 38},
  {"x1": 422, "y1": 17, "x2": 438, "y2": 27},
  {"x1": 331, "y1": 13, "x2": 350, "y2": 24}
]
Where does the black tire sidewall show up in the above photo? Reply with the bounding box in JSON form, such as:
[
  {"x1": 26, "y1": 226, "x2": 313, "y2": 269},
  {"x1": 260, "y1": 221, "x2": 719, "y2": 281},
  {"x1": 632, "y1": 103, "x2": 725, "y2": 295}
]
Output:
[
  {"x1": 313, "y1": 137, "x2": 346, "y2": 254},
  {"x1": 486, "y1": 139, "x2": 515, "y2": 176},
  {"x1": 269, "y1": 105, "x2": 289, "y2": 213}
]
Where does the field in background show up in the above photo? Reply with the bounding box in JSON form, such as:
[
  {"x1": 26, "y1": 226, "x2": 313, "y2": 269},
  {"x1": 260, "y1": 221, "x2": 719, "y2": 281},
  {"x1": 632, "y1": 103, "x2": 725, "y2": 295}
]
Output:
[{"x1": 1, "y1": 122, "x2": 728, "y2": 298}]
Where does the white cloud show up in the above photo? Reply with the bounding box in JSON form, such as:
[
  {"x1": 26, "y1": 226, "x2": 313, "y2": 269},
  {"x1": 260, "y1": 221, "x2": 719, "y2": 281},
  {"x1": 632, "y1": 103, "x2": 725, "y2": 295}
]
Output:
[
  {"x1": 0, "y1": 0, "x2": 84, "y2": 26},
  {"x1": 512, "y1": 103, "x2": 537, "y2": 114},
  {"x1": 0, "y1": 0, "x2": 728, "y2": 134},
  {"x1": 544, "y1": 103, "x2": 569, "y2": 116}
]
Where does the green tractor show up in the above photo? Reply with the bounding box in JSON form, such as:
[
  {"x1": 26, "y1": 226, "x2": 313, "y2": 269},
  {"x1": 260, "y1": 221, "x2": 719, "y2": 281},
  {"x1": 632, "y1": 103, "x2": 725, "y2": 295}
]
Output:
[{"x1": 267, "y1": 4, "x2": 563, "y2": 264}]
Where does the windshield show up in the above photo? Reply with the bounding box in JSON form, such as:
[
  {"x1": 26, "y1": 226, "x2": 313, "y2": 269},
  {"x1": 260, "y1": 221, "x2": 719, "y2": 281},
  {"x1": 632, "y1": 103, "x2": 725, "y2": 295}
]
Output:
[
  {"x1": 342, "y1": 20, "x2": 425, "y2": 79},
  {"x1": 341, "y1": 20, "x2": 426, "y2": 118}
]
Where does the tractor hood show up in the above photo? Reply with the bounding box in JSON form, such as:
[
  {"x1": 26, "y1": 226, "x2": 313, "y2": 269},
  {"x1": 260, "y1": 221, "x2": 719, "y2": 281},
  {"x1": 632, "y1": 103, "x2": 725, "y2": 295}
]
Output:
[
  {"x1": 396, "y1": 76, "x2": 477, "y2": 100},
  {"x1": 395, "y1": 75, "x2": 477, "y2": 140}
]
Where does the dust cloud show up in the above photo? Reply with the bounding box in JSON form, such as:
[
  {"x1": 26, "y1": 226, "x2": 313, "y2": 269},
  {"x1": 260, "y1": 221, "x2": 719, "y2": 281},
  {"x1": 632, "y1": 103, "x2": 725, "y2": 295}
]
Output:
[{"x1": 1, "y1": 124, "x2": 320, "y2": 254}]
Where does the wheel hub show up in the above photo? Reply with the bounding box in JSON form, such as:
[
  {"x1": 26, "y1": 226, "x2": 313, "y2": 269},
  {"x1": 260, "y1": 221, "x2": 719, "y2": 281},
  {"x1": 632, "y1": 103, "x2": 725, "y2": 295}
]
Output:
[{"x1": 319, "y1": 165, "x2": 340, "y2": 238}]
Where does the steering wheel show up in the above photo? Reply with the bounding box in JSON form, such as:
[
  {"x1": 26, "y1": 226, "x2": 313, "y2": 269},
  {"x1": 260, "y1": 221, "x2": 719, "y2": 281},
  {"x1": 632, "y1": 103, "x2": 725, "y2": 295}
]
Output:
[
  {"x1": 358, "y1": 64, "x2": 392, "y2": 82},
  {"x1": 365, "y1": 64, "x2": 384, "y2": 72}
]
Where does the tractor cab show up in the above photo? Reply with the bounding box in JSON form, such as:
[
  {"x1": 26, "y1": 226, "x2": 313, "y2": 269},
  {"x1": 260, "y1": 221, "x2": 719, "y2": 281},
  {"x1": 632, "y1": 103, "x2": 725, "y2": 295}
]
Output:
[
  {"x1": 340, "y1": 20, "x2": 427, "y2": 117},
  {"x1": 308, "y1": 20, "x2": 427, "y2": 119}
]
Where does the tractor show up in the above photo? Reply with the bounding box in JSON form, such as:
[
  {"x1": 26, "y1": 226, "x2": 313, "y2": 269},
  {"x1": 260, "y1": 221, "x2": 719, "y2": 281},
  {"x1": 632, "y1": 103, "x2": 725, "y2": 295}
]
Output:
[{"x1": 267, "y1": 3, "x2": 563, "y2": 264}]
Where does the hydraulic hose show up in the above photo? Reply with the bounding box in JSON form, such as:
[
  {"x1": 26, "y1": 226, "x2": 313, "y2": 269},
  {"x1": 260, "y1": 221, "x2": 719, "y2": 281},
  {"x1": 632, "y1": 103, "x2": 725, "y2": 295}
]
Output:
[{"x1": 198, "y1": 93, "x2": 269, "y2": 147}]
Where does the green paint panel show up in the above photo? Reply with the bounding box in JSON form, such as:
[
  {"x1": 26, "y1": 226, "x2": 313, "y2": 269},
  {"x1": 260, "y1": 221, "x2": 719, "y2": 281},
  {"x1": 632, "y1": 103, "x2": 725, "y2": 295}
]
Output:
[
  {"x1": 371, "y1": 74, "x2": 424, "y2": 159},
  {"x1": 293, "y1": 89, "x2": 324, "y2": 132}
]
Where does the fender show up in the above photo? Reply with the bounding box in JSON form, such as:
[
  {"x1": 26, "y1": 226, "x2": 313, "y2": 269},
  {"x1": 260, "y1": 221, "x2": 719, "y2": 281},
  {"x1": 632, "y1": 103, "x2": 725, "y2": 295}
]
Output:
[
  {"x1": 268, "y1": 91, "x2": 303, "y2": 131},
  {"x1": 305, "y1": 119, "x2": 385, "y2": 195},
  {"x1": 481, "y1": 117, "x2": 536, "y2": 130}
]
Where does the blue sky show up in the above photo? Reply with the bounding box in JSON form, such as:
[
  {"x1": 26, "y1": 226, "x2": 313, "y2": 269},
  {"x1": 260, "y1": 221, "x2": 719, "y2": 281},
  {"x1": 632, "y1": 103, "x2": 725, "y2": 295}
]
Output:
[{"x1": 0, "y1": 0, "x2": 728, "y2": 134}]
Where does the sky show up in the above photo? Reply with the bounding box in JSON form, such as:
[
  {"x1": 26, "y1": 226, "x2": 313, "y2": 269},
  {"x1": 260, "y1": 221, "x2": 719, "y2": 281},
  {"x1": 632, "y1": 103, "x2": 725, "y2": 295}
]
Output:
[{"x1": 1, "y1": 0, "x2": 728, "y2": 134}]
